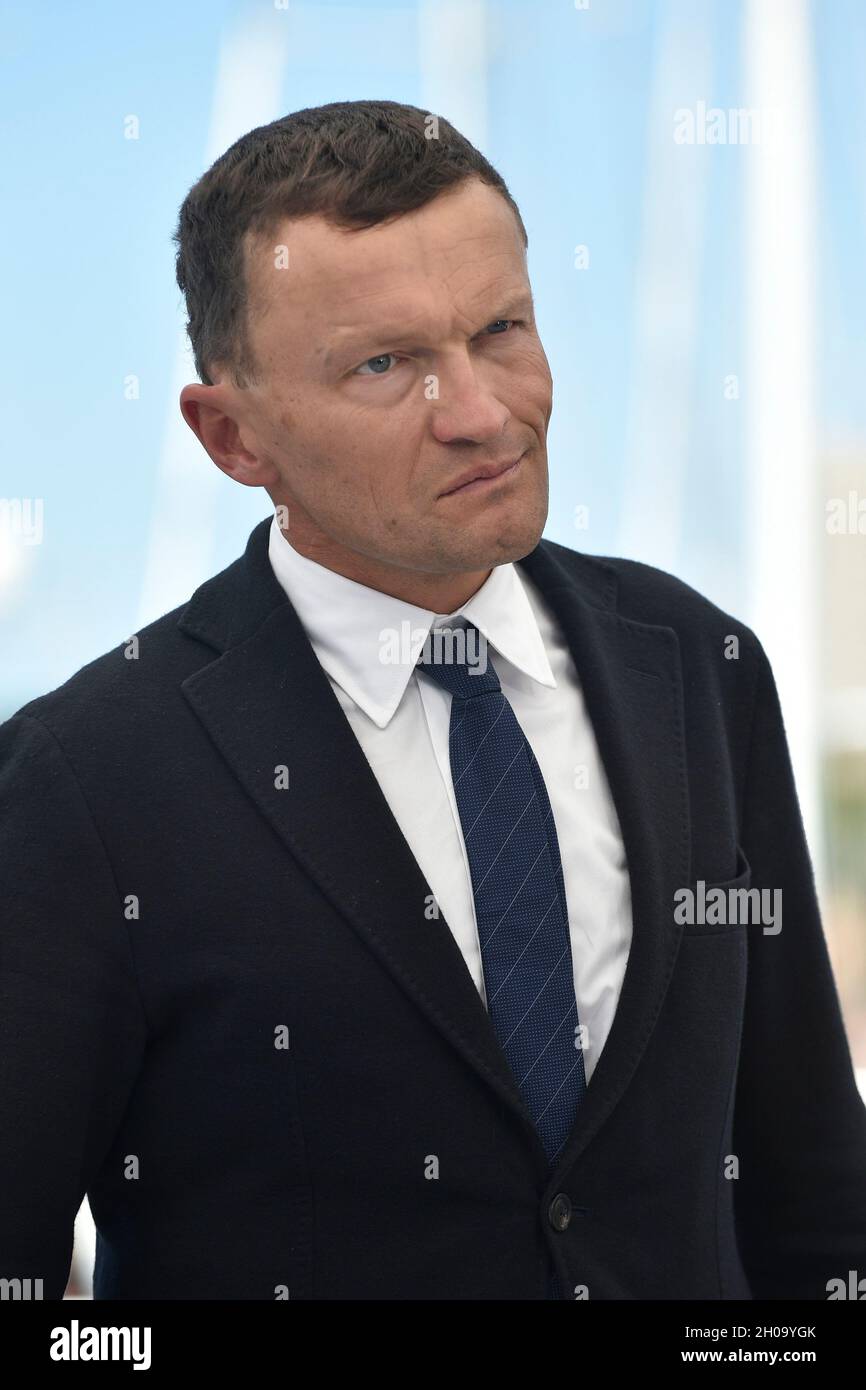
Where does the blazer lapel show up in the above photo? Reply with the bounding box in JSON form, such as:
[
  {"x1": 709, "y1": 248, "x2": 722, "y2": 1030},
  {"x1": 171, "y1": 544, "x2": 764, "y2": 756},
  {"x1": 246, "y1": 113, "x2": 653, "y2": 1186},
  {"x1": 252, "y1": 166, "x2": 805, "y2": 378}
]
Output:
[
  {"x1": 178, "y1": 518, "x2": 690, "y2": 1179},
  {"x1": 518, "y1": 541, "x2": 691, "y2": 1174}
]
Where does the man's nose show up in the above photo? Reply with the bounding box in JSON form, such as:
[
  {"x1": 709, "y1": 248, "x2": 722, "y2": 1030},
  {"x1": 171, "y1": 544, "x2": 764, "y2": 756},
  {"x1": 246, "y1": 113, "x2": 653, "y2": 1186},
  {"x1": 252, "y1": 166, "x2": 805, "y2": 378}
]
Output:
[{"x1": 427, "y1": 360, "x2": 511, "y2": 445}]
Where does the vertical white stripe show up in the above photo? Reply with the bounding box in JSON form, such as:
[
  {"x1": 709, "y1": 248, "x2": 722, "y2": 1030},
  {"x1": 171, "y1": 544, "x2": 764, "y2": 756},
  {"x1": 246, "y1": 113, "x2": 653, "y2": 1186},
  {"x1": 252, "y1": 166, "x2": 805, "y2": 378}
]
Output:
[
  {"x1": 418, "y1": 0, "x2": 489, "y2": 151},
  {"x1": 742, "y1": 0, "x2": 821, "y2": 885},
  {"x1": 616, "y1": 0, "x2": 714, "y2": 571}
]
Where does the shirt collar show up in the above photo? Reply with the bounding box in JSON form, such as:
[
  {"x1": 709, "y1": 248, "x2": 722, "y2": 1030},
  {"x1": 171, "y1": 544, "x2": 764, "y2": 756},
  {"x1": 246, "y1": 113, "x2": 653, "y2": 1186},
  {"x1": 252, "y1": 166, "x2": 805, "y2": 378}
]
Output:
[{"x1": 267, "y1": 514, "x2": 556, "y2": 729}]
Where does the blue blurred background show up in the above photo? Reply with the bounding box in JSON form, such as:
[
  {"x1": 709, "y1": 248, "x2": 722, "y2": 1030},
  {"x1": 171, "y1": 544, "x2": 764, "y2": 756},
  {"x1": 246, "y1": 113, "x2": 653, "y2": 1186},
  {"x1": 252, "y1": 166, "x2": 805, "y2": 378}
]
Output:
[{"x1": 2, "y1": 0, "x2": 865, "y2": 1289}]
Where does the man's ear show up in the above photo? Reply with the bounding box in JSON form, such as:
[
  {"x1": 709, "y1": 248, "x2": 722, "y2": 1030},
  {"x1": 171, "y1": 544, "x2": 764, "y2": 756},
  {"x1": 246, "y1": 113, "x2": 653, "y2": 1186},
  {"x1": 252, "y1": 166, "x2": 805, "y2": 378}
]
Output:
[{"x1": 178, "y1": 382, "x2": 280, "y2": 488}]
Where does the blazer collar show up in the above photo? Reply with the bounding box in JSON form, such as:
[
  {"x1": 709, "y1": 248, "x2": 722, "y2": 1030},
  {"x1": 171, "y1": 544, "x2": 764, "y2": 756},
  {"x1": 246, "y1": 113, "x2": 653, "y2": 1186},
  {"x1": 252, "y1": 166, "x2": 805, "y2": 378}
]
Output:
[{"x1": 178, "y1": 516, "x2": 690, "y2": 1187}]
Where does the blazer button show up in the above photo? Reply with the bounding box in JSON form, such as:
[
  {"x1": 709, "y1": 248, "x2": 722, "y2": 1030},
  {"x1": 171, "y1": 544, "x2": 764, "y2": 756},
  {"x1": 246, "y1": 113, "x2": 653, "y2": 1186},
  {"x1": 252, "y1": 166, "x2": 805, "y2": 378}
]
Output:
[{"x1": 548, "y1": 1193, "x2": 572, "y2": 1232}]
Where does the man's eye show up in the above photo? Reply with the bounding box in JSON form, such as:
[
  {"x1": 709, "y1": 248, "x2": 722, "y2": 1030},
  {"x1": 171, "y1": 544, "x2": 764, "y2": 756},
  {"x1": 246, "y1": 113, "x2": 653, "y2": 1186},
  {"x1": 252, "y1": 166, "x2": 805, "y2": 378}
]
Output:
[
  {"x1": 353, "y1": 353, "x2": 399, "y2": 377},
  {"x1": 352, "y1": 321, "x2": 523, "y2": 376}
]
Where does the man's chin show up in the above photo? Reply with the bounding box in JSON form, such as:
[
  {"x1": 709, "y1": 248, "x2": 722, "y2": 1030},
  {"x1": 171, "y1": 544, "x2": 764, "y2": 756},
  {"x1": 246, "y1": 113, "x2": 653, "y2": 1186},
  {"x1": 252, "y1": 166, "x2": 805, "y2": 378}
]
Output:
[
  {"x1": 430, "y1": 530, "x2": 544, "y2": 578},
  {"x1": 472, "y1": 504, "x2": 548, "y2": 567}
]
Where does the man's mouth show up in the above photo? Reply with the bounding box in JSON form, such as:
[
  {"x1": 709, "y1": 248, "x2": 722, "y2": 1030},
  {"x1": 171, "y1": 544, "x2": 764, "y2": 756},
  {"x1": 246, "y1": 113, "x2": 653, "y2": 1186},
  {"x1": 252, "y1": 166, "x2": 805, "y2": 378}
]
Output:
[{"x1": 439, "y1": 450, "x2": 527, "y2": 498}]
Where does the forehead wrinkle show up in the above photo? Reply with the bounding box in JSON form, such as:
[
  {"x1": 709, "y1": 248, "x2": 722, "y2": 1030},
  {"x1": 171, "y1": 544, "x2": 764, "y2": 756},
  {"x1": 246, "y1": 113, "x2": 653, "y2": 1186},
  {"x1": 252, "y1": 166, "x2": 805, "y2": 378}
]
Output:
[
  {"x1": 248, "y1": 179, "x2": 523, "y2": 310},
  {"x1": 325, "y1": 254, "x2": 531, "y2": 344}
]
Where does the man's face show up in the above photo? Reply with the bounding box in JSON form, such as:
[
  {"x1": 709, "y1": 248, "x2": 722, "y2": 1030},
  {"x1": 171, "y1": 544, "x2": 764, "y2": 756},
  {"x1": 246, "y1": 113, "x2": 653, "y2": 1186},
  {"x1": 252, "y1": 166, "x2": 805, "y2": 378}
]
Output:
[{"x1": 190, "y1": 177, "x2": 553, "y2": 599}]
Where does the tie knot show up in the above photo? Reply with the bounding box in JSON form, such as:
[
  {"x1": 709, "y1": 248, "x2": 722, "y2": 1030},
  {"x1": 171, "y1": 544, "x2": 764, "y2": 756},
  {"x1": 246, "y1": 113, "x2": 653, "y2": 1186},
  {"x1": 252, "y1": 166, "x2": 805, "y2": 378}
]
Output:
[{"x1": 416, "y1": 621, "x2": 501, "y2": 700}]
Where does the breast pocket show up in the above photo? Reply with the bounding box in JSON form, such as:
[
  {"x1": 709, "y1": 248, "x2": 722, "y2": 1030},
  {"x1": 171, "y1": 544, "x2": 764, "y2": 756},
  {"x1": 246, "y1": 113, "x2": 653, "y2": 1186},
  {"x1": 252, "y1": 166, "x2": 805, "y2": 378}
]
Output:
[{"x1": 678, "y1": 844, "x2": 753, "y2": 936}]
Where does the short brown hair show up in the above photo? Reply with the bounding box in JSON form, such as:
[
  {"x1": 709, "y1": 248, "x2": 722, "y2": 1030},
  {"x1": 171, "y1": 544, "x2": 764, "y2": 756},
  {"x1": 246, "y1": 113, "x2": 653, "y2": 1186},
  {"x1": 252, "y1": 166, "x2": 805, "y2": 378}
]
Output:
[{"x1": 173, "y1": 99, "x2": 528, "y2": 388}]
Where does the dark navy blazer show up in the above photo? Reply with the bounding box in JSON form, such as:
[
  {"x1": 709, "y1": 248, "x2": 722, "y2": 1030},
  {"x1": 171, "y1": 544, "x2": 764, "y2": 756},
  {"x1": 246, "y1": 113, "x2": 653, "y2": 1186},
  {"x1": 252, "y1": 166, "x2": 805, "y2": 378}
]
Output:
[{"x1": 2, "y1": 517, "x2": 865, "y2": 1299}]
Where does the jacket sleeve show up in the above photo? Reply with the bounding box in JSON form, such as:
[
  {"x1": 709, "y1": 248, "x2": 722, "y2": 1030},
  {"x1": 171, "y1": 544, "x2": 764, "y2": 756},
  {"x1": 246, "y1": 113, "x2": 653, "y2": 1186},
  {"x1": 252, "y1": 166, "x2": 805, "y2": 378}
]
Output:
[
  {"x1": 0, "y1": 713, "x2": 147, "y2": 1299},
  {"x1": 732, "y1": 639, "x2": 866, "y2": 1299}
]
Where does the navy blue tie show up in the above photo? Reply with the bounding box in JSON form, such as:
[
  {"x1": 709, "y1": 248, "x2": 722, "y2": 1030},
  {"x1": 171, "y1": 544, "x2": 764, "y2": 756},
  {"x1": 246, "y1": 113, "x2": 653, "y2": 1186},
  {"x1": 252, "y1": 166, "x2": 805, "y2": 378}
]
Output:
[{"x1": 416, "y1": 620, "x2": 587, "y2": 1167}]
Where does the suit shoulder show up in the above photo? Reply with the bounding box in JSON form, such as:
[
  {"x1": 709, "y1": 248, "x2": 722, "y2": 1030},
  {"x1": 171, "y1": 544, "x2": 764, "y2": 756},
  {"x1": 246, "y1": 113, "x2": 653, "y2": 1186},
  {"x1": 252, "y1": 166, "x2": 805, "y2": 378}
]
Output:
[
  {"x1": 540, "y1": 539, "x2": 763, "y2": 658},
  {"x1": 3, "y1": 596, "x2": 210, "y2": 753}
]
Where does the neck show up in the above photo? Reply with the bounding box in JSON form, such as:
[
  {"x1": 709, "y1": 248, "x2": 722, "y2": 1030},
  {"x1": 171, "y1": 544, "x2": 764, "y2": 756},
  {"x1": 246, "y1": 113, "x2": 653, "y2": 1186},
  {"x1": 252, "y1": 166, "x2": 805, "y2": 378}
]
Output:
[{"x1": 277, "y1": 525, "x2": 491, "y2": 613}]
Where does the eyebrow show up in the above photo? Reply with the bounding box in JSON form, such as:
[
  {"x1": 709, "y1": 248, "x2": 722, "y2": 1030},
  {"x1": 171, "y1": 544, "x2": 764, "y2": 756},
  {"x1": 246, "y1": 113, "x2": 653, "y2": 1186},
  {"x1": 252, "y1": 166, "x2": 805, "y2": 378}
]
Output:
[{"x1": 321, "y1": 292, "x2": 535, "y2": 370}]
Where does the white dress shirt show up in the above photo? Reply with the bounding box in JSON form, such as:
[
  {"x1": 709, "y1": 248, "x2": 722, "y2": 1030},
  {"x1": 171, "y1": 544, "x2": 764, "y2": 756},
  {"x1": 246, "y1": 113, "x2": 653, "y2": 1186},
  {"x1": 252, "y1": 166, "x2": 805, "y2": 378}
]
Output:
[{"x1": 267, "y1": 515, "x2": 632, "y2": 1084}]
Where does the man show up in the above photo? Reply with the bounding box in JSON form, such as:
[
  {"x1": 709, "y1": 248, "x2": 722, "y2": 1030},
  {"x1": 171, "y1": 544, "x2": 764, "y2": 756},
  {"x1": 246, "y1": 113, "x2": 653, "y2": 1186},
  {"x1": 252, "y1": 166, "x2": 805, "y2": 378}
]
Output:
[{"x1": 2, "y1": 99, "x2": 865, "y2": 1301}]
